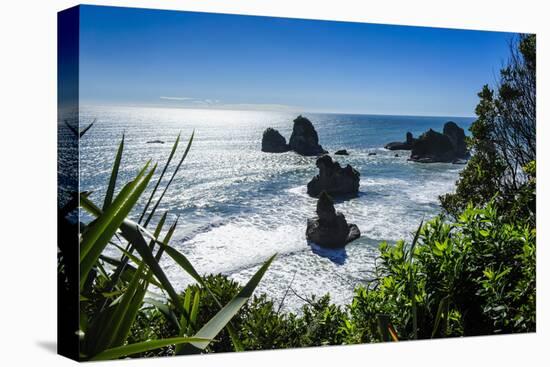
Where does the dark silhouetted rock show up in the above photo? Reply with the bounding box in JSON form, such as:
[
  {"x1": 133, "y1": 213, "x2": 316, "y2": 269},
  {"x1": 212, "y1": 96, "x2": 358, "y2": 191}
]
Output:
[
  {"x1": 306, "y1": 192, "x2": 361, "y2": 248},
  {"x1": 409, "y1": 129, "x2": 456, "y2": 163},
  {"x1": 307, "y1": 155, "x2": 360, "y2": 197},
  {"x1": 385, "y1": 132, "x2": 416, "y2": 150},
  {"x1": 409, "y1": 122, "x2": 469, "y2": 163},
  {"x1": 394, "y1": 154, "x2": 399, "y2": 157},
  {"x1": 261, "y1": 128, "x2": 290, "y2": 153},
  {"x1": 368, "y1": 152, "x2": 377, "y2": 156},
  {"x1": 146, "y1": 140, "x2": 165, "y2": 144},
  {"x1": 289, "y1": 115, "x2": 327, "y2": 156},
  {"x1": 443, "y1": 121, "x2": 468, "y2": 158},
  {"x1": 335, "y1": 149, "x2": 349, "y2": 155}
]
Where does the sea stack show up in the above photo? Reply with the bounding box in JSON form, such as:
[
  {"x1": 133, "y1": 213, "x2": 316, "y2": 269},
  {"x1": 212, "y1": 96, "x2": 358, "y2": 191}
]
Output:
[
  {"x1": 288, "y1": 115, "x2": 328, "y2": 156},
  {"x1": 306, "y1": 192, "x2": 361, "y2": 248},
  {"x1": 307, "y1": 155, "x2": 360, "y2": 197},
  {"x1": 409, "y1": 121, "x2": 469, "y2": 163},
  {"x1": 261, "y1": 128, "x2": 290, "y2": 153}
]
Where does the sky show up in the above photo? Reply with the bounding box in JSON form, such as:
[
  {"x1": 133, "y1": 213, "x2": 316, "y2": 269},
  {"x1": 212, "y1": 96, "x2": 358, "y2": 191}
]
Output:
[{"x1": 78, "y1": 5, "x2": 517, "y2": 117}]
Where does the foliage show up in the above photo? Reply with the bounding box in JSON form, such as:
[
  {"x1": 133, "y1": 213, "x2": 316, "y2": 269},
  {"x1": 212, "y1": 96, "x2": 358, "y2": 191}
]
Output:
[
  {"x1": 64, "y1": 131, "x2": 276, "y2": 360},
  {"x1": 126, "y1": 199, "x2": 535, "y2": 351},
  {"x1": 440, "y1": 34, "x2": 536, "y2": 220},
  {"x1": 349, "y1": 202, "x2": 535, "y2": 340}
]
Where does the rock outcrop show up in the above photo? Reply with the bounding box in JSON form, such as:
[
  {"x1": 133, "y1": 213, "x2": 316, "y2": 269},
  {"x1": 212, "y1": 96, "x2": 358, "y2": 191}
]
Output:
[
  {"x1": 261, "y1": 128, "x2": 290, "y2": 153},
  {"x1": 443, "y1": 121, "x2": 468, "y2": 158},
  {"x1": 306, "y1": 192, "x2": 360, "y2": 248},
  {"x1": 289, "y1": 115, "x2": 328, "y2": 156},
  {"x1": 307, "y1": 155, "x2": 360, "y2": 197},
  {"x1": 335, "y1": 149, "x2": 349, "y2": 155},
  {"x1": 385, "y1": 132, "x2": 416, "y2": 150},
  {"x1": 409, "y1": 129, "x2": 455, "y2": 163},
  {"x1": 409, "y1": 121, "x2": 469, "y2": 163}
]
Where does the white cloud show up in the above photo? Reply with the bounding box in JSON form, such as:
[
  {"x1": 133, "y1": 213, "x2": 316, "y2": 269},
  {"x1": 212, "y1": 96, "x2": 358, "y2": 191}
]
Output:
[
  {"x1": 158, "y1": 96, "x2": 297, "y2": 112},
  {"x1": 159, "y1": 96, "x2": 194, "y2": 101},
  {"x1": 217, "y1": 103, "x2": 300, "y2": 112}
]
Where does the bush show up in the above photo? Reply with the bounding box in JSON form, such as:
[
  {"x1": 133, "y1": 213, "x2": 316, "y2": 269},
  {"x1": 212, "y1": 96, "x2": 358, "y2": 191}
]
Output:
[
  {"x1": 176, "y1": 276, "x2": 350, "y2": 351},
  {"x1": 349, "y1": 201, "x2": 535, "y2": 340}
]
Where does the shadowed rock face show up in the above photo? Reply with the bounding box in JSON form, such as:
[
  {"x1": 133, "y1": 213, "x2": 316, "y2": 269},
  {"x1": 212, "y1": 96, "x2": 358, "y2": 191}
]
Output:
[
  {"x1": 306, "y1": 192, "x2": 360, "y2": 248},
  {"x1": 385, "y1": 132, "x2": 416, "y2": 150},
  {"x1": 261, "y1": 128, "x2": 289, "y2": 153},
  {"x1": 307, "y1": 155, "x2": 360, "y2": 197},
  {"x1": 443, "y1": 121, "x2": 468, "y2": 158},
  {"x1": 409, "y1": 122, "x2": 469, "y2": 163},
  {"x1": 410, "y1": 129, "x2": 455, "y2": 163},
  {"x1": 289, "y1": 115, "x2": 327, "y2": 156}
]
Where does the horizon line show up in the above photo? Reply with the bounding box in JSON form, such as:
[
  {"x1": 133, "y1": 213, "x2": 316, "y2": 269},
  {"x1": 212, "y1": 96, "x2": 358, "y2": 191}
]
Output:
[{"x1": 78, "y1": 101, "x2": 477, "y2": 119}]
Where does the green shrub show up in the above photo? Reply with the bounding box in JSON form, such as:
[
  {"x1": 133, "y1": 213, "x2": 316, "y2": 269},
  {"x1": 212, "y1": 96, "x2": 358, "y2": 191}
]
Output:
[{"x1": 350, "y1": 201, "x2": 536, "y2": 339}]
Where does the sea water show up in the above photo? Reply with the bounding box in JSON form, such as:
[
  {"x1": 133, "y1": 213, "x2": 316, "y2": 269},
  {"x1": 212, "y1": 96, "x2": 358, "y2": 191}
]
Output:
[{"x1": 78, "y1": 105, "x2": 473, "y2": 312}]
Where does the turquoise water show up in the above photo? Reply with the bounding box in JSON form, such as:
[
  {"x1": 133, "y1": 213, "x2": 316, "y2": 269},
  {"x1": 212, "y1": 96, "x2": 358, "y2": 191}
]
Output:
[{"x1": 79, "y1": 105, "x2": 473, "y2": 311}]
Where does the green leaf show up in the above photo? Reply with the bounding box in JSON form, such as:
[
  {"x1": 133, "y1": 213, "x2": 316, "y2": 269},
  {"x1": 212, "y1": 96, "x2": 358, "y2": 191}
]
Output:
[
  {"x1": 409, "y1": 220, "x2": 423, "y2": 340},
  {"x1": 94, "y1": 263, "x2": 146, "y2": 352},
  {"x1": 118, "y1": 220, "x2": 187, "y2": 318},
  {"x1": 103, "y1": 135, "x2": 125, "y2": 211},
  {"x1": 80, "y1": 197, "x2": 182, "y2": 314},
  {"x1": 144, "y1": 298, "x2": 180, "y2": 330},
  {"x1": 495, "y1": 267, "x2": 512, "y2": 281},
  {"x1": 431, "y1": 296, "x2": 450, "y2": 338},
  {"x1": 163, "y1": 245, "x2": 204, "y2": 285},
  {"x1": 80, "y1": 162, "x2": 156, "y2": 290},
  {"x1": 89, "y1": 337, "x2": 211, "y2": 361},
  {"x1": 143, "y1": 131, "x2": 194, "y2": 227},
  {"x1": 138, "y1": 134, "x2": 180, "y2": 224},
  {"x1": 112, "y1": 281, "x2": 148, "y2": 348},
  {"x1": 479, "y1": 229, "x2": 490, "y2": 237},
  {"x1": 149, "y1": 211, "x2": 167, "y2": 250},
  {"x1": 181, "y1": 290, "x2": 192, "y2": 332},
  {"x1": 99, "y1": 254, "x2": 163, "y2": 288},
  {"x1": 435, "y1": 239, "x2": 448, "y2": 252},
  {"x1": 162, "y1": 243, "x2": 244, "y2": 351},
  {"x1": 188, "y1": 254, "x2": 276, "y2": 350},
  {"x1": 190, "y1": 291, "x2": 201, "y2": 327},
  {"x1": 409, "y1": 221, "x2": 423, "y2": 259},
  {"x1": 483, "y1": 268, "x2": 495, "y2": 280}
]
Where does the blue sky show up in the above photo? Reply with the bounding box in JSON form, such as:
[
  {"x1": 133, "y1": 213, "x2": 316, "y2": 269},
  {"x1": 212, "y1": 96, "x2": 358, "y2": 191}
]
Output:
[{"x1": 79, "y1": 5, "x2": 516, "y2": 116}]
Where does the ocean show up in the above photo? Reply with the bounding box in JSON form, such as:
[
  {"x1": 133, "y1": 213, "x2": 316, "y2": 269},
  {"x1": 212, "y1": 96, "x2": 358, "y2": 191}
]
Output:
[{"x1": 78, "y1": 105, "x2": 474, "y2": 312}]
